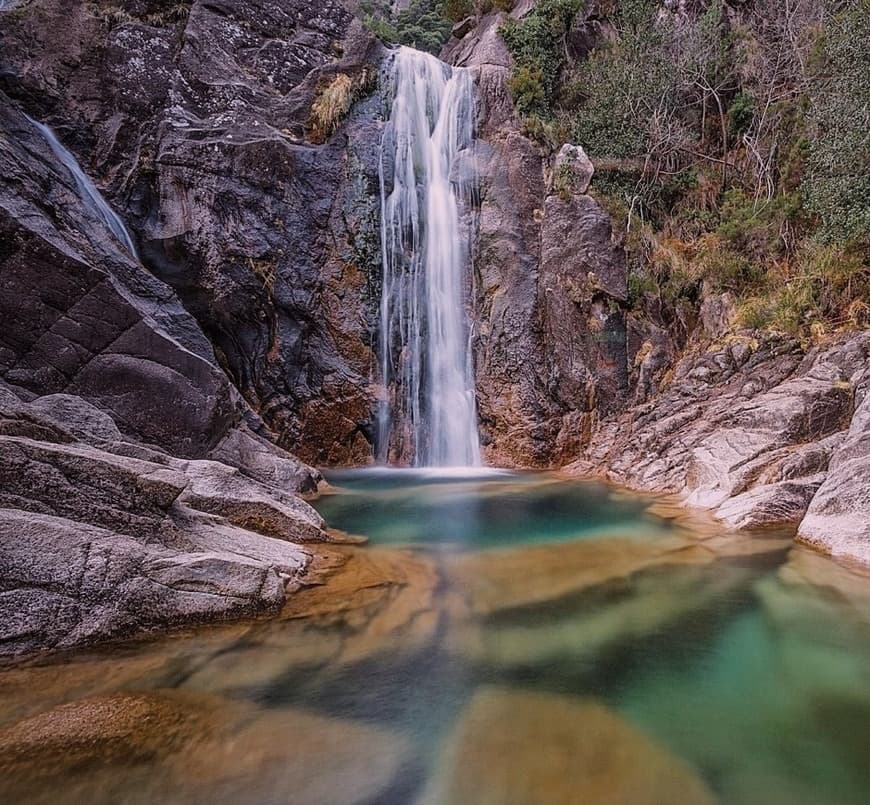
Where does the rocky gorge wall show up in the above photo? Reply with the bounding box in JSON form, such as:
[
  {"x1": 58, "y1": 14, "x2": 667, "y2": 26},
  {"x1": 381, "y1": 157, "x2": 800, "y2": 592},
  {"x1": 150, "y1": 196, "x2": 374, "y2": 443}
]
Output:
[
  {"x1": 0, "y1": 0, "x2": 638, "y2": 474},
  {"x1": 445, "y1": 9, "x2": 629, "y2": 467},
  {"x1": 1, "y1": 0, "x2": 386, "y2": 466},
  {"x1": 0, "y1": 0, "x2": 395, "y2": 661}
]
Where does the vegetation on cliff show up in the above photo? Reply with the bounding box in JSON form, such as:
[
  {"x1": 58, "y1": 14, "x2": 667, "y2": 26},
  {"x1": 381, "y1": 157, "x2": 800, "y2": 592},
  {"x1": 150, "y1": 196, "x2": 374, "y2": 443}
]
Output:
[
  {"x1": 360, "y1": 0, "x2": 513, "y2": 53},
  {"x1": 501, "y1": 0, "x2": 869, "y2": 339}
]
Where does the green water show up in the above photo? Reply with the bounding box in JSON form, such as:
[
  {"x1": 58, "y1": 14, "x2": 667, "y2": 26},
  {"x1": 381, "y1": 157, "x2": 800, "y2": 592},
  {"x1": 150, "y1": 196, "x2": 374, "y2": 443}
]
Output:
[
  {"x1": 316, "y1": 468, "x2": 672, "y2": 547},
  {"x1": 2, "y1": 470, "x2": 869, "y2": 804}
]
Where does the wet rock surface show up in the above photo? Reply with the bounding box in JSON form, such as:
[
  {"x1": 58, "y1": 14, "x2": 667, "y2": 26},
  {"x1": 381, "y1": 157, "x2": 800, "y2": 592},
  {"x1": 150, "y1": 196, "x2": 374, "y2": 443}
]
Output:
[
  {"x1": 419, "y1": 687, "x2": 716, "y2": 805},
  {"x1": 570, "y1": 332, "x2": 870, "y2": 555}
]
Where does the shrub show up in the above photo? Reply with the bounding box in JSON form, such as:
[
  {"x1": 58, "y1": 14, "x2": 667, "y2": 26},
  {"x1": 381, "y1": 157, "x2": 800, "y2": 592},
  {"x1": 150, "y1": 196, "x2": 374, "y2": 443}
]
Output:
[
  {"x1": 494, "y1": 0, "x2": 869, "y2": 338},
  {"x1": 715, "y1": 189, "x2": 802, "y2": 261},
  {"x1": 442, "y1": 0, "x2": 473, "y2": 22},
  {"x1": 500, "y1": 0, "x2": 583, "y2": 107},
  {"x1": 395, "y1": 0, "x2": 453, "y2": 53},
  {"x1": 727, "y1": 91, "x2": 754, "y2": 138},
  {"x1": 737, "y1": 297, "x2": 775, "y2": 330},
  {"x1": 362, "y1": 0, "x2": 452, "y2": 53},
  {"x1": 736, "y1": 238, "x2": 870, "y2": 336},
  {"x1": 507, "y1": 65, "x2": 546, "y2": 117},
  {"x1": 479, "y1": 0, "x2": 515, "y2": 11},
  {"x1": 803, "y1": 0, "x2": 870, "y2": 243}
]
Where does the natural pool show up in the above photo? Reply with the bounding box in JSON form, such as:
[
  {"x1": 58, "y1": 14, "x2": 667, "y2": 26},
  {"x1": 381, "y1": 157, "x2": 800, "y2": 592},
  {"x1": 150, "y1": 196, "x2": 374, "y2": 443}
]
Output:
[{"x1": 1, "y1": 470, "x2": 869, "y2": 804}]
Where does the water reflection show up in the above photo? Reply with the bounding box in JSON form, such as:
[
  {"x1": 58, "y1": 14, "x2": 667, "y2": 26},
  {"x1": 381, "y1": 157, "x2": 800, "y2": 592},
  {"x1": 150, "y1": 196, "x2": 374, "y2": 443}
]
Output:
[{"x1": 1, "y1": 473, "x2": 869, "y2": 804}]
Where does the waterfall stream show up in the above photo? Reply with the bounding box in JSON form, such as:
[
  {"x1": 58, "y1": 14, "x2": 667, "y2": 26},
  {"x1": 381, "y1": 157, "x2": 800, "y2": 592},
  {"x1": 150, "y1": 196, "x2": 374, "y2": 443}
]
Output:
[
  {"x1": 27, "y1": 115, "x2": 139, "y2": 259},
  {"x1": 377, "y1": 47, "x2": 481, "y2": 468}
]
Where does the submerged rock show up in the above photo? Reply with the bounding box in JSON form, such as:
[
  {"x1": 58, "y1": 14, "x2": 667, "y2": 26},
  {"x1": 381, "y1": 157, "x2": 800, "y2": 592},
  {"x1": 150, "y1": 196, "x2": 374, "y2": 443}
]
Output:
[
  {"x1": 0, "y1": 692, "x2": 213, "y2": 774},
  {"x1": 282, "y1": 544, "x2": 441, "y2": 666},
  {"x1": 443, "y1": 530, "x2": 786, "y2": 670},
  {"x1": 176, "y1": 703, "x2": 414, "y2": 805},
  {"x1": 444, "y1": 535, "x2": 708, "y2": 618},
  {"x1": 419, "y1": 687, "x2": 715, "y2": 805},
  {"x1": 0, "y1": 691, "x2": 414, "y2": 805},
  {"x1": 177, "y1": 544, "x2": 442, "y2": 695},
  {"x1": 758, "y1": 547, "x2": 870, "y2": 646}
]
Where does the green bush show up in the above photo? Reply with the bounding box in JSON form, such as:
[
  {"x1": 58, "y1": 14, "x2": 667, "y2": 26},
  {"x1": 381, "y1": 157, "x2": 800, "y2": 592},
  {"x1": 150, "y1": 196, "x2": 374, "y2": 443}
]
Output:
[
  {"x1": 804, "y1": 0, "x2": 870, "y2": 243},
  {"x1": 715, "y1": 189, "x2": 802, "y2": 260},
  {"x1": 507, "y1": 65, "x2": 546, "y2": 117},
  {"x1": 442, "y1": 0, "x2": 473, "y2": 22},
  {"x1": 500, "y1": 0, "x2": 583, "y2": 107},
  {"x1": 362, "y1": 0, "x2": 452, "y2": 53},
  {"x1": 727, "y1": 92, "x2": 754, "y2": 139}
]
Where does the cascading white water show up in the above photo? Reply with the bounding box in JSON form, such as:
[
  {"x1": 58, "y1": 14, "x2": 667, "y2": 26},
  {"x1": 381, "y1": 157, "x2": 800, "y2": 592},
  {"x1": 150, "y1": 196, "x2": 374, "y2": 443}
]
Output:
[
  {"x1": 27, "y1": 115, "x2": 139, "y2": 259},
  {"x1": 377, "y1": 47, "x2": 481, "y2": 468}
]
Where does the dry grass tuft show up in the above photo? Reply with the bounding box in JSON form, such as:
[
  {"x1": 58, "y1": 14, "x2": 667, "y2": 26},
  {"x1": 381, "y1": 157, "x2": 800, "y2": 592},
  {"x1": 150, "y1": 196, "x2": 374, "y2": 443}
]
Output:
[{"x1": 309, "y1": 69, "x2": 376, "y2": 144}]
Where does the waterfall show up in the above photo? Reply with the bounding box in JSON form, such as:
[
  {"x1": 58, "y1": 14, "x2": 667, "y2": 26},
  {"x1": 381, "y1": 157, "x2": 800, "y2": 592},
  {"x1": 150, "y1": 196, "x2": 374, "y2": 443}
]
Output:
[
  {"x1": 27, "y1": 116, "x2": 139, "y2": 259},
  {"x1": 377, "y1": 47, "x2": 481, "y2": 468}
]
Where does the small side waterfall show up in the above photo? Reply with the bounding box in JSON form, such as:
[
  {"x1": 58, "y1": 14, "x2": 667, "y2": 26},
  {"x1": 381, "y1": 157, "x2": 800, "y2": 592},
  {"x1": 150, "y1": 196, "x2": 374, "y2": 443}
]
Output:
[
  {"x1": 27, "y1": 116, "x2": 139, "y2": 259},
  {"x1": 377, "y1": 47, "x2": 481, "y2": 468}
]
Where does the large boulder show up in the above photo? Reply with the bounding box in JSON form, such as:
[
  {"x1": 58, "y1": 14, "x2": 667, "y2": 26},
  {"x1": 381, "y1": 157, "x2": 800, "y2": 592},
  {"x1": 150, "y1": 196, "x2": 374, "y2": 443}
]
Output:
[
  {"x1": 0, "y1": 395, "x2": 330, "y2": 662},
  {"x1": 553, "y1": 143, "x2": 595, "y2": 195},
  {"x1": 0, "y1": 508, "x2": 307, "y2": 659}
]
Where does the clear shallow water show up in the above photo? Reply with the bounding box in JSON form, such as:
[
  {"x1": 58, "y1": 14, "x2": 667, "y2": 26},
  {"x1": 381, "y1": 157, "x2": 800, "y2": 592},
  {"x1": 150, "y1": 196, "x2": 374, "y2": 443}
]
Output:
[
  {"x1": 2, "y1": 470, "x2": 870, "y2": 805},
  {"x1": 316, "y1": 468, "x2": 673, "y2": 548}
]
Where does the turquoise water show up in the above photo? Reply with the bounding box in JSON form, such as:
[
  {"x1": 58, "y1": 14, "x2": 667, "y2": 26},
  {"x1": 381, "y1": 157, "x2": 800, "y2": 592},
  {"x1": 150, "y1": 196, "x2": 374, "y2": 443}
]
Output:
[
  {"x1": 316, "y1": 468, "x2": 672, "y2": 547},
  {"x1": 2, "y1": 470, "x2": 870, "y2": 804}
]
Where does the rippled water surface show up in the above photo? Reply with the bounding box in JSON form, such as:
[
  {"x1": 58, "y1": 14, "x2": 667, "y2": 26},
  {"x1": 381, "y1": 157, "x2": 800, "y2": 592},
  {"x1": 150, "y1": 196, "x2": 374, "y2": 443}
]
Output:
[{"x1": 2, "y1": 469, "x2": 870, "y2": 805}]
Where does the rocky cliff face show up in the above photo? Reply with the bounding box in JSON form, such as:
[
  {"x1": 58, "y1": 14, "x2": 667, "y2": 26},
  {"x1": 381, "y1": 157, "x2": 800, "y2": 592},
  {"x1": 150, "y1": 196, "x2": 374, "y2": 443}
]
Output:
[
  {"x1": 1, "y1": 0, "x2": 385, "y2": 465},
  {"x1": 1, "y1": 0, "x2": 634, "y2": 470},
  {"x1": 444, "y1": 10, "x2": 629, "y2": 467},
  {"x1": 0, "y1": 89, "x2": 345, "y2": 662}
]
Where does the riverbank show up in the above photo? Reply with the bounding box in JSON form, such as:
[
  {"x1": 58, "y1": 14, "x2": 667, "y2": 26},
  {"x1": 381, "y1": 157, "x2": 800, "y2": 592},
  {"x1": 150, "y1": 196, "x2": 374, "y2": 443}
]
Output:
[{"x1": 565, "y1": 330, "x2": 870, "y2": 563}]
